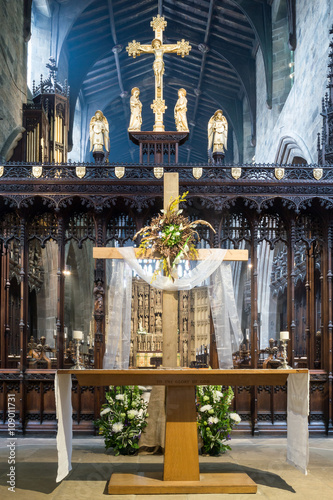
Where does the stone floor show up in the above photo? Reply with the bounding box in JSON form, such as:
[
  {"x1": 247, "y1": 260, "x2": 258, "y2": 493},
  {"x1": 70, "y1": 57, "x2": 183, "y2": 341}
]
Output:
[{"x1": 0, "y1": 436, "x2": 332, "y2": 500}]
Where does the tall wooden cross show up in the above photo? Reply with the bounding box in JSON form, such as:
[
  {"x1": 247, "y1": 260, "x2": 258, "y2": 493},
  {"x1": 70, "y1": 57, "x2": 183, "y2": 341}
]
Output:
[
  {"x1": 126, "y1": 15, "x2": 191, "y2": 132},
  {"x1": 93, "y1": 173, "x2": 248, "y2": 368}
]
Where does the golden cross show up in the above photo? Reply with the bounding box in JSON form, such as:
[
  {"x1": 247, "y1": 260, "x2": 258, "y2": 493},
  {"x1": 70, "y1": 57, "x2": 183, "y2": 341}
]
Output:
[{"x1": 126, "y1": 15, "x2": 191, "y2": 132}]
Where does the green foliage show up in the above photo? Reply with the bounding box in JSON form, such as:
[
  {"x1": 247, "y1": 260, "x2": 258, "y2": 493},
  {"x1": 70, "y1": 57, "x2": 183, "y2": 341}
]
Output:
[
  {"x1": 96, "y1": 384, "x2": 241, "y2": 457},
  {"x1": 94, "y1": 385, "x2": 148, "y2": 456},
  {"x1": 196, "y1": 385, "x2": 241, "y2": 455}
]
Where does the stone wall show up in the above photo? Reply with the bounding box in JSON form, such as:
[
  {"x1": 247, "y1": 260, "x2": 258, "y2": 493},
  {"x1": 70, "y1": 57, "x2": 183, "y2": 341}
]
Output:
[
  {"x1": 0, "y1": 0, "x2": 27, "y2": 161},
  {"x1": 255, "y1": 0, "x2": 333, "y2": 164},
  {"x1": 27, "y1": 5, "x2": 52, "y2": 89}
]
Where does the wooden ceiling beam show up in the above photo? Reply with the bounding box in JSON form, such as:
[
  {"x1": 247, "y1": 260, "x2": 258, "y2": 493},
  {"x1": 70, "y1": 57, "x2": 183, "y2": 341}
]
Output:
[
  {"x1": 164, "y1": 9, "x2": 207, "y2": 29},
  {"x1": 211, "y1": 30, "x2": 254, "y2": 50},
  {"x1": 73, "y1": 4, "x2": 108, "y2": 22},
  {"x1": 83, "y1": 76, "x2": 119, "y2": 94},
  {"x1": 213, "y1": 23, "x2": 255, "y2": 44},
  {"x1": 84, "y1": 64, "x2": 116, "y2": 81},
  {"x1": 164, "y1": 0, "x2": 210, "y2": 21},
  {"x1": 187, "y1": 0, "x2": 215, "y2": 163},
  {"x1": 68, "y1": 24, "x2": 110, "y2": 45},
  {"x1": 69, "y1": 33, "x2": 112, "y2": 52},
  {"x1": 68, "y1": 15, "x2": 110, "y2": 37},
  {"x1": 163, "y1": 11, "x2": 206, "y2": 34},
  {"x1": 115, "y1": 0, "x2": 156, "y2": 18}
]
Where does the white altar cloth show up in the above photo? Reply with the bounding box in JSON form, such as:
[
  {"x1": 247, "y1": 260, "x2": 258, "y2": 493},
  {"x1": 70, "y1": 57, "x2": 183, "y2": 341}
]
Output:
[{"x1": 55, "y1": 370, "x2": 309, "y2": 482}]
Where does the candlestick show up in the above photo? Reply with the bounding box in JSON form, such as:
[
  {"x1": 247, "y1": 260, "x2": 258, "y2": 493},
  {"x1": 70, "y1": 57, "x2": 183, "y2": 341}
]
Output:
[
  {"x1": 277, "y1": 338, "x2": 292, "y2": 370},
  {"x1": 72, "y1": 338, "x2": 85, "y2": 370}
]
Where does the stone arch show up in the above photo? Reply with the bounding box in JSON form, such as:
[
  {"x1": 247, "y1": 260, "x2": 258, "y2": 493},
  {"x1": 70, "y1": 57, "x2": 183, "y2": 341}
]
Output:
[
  {"x1": 0, "y1": 126, "x2": 25, "y2": 162},
  {"x1": 274, "y1": 134, "x2": 312, "y2": 164}
]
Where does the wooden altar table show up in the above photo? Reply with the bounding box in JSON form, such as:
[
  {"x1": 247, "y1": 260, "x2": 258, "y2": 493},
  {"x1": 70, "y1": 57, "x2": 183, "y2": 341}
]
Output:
[{"x1": 56, "y1": 368, "x2": 308, "y2": 495}]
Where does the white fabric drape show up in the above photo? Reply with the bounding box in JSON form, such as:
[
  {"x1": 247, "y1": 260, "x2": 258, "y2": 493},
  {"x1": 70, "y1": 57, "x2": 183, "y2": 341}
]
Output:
[
  {"x1": 208, "y1": 263, "x2": 243, "y2": 368},
  {"x1": 287, "y1": 372, "x2": 310, "y2": 474},
  {"x1": 104, "y1": 247, "x2": 234, "y2": 370},
  {"x1": 55, "y1": 373, "x2": 72, "y2": 482},
  {"x1": 118, "y1": 247, "x2": 227, "y2": 291},
  {"x1": 103, "y1": 258, "x2": 132, "y2": 369}
]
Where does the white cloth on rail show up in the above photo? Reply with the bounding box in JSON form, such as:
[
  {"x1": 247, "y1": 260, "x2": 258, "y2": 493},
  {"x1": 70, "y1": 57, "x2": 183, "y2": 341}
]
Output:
[
  {"x1": 55, "y1": 373, "x2": 72, "y2": 482},
  {"x1": 287, "y1": 371, "x2": 310, "y2": 474}
]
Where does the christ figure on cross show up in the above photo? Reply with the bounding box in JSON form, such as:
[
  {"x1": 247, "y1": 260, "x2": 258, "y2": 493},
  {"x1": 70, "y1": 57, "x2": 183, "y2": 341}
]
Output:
[{"x1": 126, "y1": 15, "x2": 191, "y2": 131}]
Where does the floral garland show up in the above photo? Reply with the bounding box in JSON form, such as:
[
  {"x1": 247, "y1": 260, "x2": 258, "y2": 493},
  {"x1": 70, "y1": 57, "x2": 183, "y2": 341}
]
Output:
[
  {"x1": 133, "y1": 191, "x2": 215, "y2": 281},
  {"x1": 196, "y1": 385, "x2": 241, "y2": 455},
  {"x1": 95, "y1": 385, "x2": 148, "y2": 456}
]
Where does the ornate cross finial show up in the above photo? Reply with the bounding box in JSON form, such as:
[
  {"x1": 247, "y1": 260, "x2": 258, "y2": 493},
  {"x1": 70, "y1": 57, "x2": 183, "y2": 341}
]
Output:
[{"x1": 150, "y1": 14, "x2": 167, "y2": 33}]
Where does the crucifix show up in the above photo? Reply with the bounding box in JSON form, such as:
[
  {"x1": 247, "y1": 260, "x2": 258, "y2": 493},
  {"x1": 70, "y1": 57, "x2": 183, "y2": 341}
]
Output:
[{"x1": 126, "y1": 15, "x2": 191, "y2": 131}]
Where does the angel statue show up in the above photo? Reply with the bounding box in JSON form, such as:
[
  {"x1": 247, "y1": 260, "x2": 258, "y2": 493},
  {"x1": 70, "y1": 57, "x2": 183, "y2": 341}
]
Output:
[
  {"x1": 128, "y1": 87, "x2": 142, "y2": 131},
  {"x1": 89, "y1": 110, "x2": 110, "y2": 153},
  {"x1": 174, "y1": 88, "x2": 189, "y2": 132},
  {"x1": 208, "y1": 109, "x2": 228, "y2": 161}
]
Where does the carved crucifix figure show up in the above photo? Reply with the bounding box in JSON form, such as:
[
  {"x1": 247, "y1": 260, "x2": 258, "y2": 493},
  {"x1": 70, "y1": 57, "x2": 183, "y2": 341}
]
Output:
[{"x1": 126, "y1": 15, "x2": 191, "y2": 132}]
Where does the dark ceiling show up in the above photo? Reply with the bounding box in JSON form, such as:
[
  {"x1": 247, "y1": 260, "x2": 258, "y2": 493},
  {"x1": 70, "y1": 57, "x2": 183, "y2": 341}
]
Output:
[{"x1": 60, "y1": 0, "x2": 274, "y2": 163}]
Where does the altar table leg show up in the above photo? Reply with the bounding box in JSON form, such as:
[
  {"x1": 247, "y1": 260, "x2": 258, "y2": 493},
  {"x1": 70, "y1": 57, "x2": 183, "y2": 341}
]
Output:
[
  {"x1": 164, "y1": 385, "x2": 199, "y2": 481},
  {"x1": 108, "y1": 383, "x2": 257, "y2": 494}
]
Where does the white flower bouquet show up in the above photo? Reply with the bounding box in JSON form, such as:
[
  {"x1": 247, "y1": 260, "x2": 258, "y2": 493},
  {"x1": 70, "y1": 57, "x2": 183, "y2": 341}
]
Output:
[
  {"x1": 196, "y1": 385, "x2": 241, "y2": 455},
  {"x1": 95, "y1": 385, "x2": 148, "y2": 455}
]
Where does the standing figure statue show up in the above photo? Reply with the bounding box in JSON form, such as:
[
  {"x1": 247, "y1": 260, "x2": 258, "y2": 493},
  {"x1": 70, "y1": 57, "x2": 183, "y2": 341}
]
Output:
[
  {"x1": 89, "y1": 110, "x2": 110, "y2": 153},
  {"x1": 128, "y1": 87, "x2": 142, "y2": 131},
  {"x1": 208, "y1": 109, "x2": 228, "y2": 161},
  {"x1": 174, "y1": 88, "x2": 189, "y2": 131}
]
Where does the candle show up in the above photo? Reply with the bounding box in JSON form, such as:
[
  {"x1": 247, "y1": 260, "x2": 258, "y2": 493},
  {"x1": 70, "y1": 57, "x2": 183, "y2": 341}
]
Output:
[
  {"x1": 53, "y1": 329, "x2": 57, "y2": 337},
  {"x1": 280, "y1": 331, "x2": 289, "y2": 341},
  {"x1": 73, "y1": 330, "x2": 83, "y2": 341},
  {"x1": 245, "y1": 328, "x2": 250, "y2": 340}
]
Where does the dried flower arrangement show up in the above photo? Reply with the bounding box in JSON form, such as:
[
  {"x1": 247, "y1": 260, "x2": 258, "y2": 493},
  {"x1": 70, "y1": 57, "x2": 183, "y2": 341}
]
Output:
[{"x1": 133, "y1": 192, "x2": 215, "y2": 281}]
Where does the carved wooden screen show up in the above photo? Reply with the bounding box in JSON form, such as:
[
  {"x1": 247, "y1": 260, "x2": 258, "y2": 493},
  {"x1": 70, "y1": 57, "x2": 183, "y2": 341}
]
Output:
[{"x1": 0, "y1": 212, "x2": 21, "y2": 366}]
